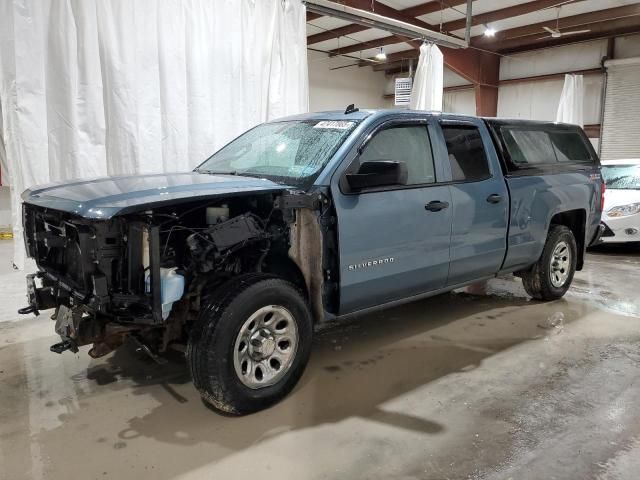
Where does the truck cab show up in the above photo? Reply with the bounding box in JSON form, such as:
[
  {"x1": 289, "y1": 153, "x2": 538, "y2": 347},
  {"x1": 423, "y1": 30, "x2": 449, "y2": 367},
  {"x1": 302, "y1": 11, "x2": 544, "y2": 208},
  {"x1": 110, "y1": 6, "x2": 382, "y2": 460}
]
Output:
[
  {"x1": 317, "y1": 111, "x2": 603, "y2": 315},
  {"x1": 20, "y1": 109, "x2": 604, "y2": 415}
]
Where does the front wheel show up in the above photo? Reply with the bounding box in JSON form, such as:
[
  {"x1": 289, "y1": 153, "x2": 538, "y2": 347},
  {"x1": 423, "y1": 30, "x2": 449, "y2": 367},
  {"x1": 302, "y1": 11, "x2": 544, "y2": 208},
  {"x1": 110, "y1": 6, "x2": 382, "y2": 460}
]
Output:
[
  {"x1": 521, "y1": 225, "x2": 577, "y2": 301},
  {"x1": 187, "y1": 274, "x2": 313, "y2": 415}
]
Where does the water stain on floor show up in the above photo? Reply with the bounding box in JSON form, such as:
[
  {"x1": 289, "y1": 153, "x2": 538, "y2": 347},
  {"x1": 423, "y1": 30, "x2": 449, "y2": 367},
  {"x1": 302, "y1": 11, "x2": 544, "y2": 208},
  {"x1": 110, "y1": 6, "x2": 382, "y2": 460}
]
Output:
[{"x1": 1, "y1": 242, "x2": 640, "y2": 479}]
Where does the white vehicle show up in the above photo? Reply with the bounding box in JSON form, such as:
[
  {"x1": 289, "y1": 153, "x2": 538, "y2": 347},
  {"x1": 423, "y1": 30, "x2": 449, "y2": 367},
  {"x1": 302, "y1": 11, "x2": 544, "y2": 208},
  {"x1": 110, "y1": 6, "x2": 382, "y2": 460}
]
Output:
[{"x1": 600, "y1": 159, "x2": 640, "y2": 243}]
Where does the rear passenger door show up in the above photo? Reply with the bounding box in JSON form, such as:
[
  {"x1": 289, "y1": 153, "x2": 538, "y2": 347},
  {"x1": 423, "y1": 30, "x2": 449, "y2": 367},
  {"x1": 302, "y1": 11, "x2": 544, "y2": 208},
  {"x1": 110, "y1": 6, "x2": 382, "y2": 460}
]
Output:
[
  {"x1": 331, "y1": 120, "x2": 453, "y2": 314},
  {"x1": 437, "y1": 121, "x2": 509, "y2": 286}
]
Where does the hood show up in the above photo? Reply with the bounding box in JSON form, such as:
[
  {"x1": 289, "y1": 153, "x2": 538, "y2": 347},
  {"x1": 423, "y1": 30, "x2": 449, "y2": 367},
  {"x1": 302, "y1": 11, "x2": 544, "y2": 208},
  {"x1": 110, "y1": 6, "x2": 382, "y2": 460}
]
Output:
[
  {"x1": 22, "y1": 172, "x2": 290, "y2": 219},
  {"x1": 604, "y1": 188, "x2": 640, "y2": 212}
]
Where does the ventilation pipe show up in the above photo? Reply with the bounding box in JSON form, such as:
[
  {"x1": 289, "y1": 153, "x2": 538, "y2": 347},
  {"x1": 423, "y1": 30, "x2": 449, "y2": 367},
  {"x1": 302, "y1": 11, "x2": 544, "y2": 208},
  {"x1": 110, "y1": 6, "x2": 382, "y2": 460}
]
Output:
[{"x1": 465, "y1": 0, "x2": 473, "y2": 45}]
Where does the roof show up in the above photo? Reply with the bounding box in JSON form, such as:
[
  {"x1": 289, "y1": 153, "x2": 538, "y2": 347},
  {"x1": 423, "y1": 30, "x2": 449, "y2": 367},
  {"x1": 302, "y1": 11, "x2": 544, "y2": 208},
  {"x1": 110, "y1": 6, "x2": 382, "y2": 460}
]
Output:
[
  {"x1": 276, "y1": 109, "x2": 481, "y2": 125},
  {"x1": 484, "y1": 118, "x2": 584, "y2": 130},
  {"x1": 276, "y1": 109, "x2": 375, "y2": 122},
  {"x1": 277, "y1": 110, "x2": 587, "y2": 128}
]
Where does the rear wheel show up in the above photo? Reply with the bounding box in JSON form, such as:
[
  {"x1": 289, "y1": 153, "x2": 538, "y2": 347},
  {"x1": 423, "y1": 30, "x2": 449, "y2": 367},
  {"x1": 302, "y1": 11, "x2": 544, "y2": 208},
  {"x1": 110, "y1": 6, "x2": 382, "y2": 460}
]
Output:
[
  {"x1": 521, "y1": 225, "x2": 577, "y2": 301},
  {"x1": 187, "y1": 274, "x2": 312, "y2": 415}
]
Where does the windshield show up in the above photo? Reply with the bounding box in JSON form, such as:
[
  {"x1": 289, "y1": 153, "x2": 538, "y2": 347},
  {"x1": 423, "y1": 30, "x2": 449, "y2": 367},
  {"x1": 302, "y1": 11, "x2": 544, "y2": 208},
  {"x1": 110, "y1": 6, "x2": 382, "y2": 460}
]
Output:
[
  {"x1": 196, "y1": 120, "x2": 358, "y2": 187},
  {"x1": 602, "y1": 164, "x2": 640, "y2": 190}
]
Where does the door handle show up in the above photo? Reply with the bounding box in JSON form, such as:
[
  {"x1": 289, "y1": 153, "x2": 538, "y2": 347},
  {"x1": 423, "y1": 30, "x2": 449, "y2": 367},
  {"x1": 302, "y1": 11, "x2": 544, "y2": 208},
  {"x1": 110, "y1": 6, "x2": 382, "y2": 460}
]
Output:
[
  {"x1": 425, "y1": 200, "x2": 449, "y2": 212},
  {"x1": 486, "y1": 194, "x2": 503, "y2": 204}
]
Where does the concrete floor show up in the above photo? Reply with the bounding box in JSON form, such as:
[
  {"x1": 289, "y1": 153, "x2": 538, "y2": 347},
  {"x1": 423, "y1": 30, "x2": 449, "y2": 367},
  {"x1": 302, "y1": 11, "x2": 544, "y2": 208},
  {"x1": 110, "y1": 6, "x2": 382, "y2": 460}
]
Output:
[{"x1": 1, "y1": 240, "x2": 639, "y2": 480}]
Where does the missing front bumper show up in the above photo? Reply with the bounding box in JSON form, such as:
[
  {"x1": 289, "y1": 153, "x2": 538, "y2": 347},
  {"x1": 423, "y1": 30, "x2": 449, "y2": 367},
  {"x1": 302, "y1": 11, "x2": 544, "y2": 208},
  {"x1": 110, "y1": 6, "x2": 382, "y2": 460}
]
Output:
[{"x1": 18, "y1": 273, "x2": 57, "y2": 316}]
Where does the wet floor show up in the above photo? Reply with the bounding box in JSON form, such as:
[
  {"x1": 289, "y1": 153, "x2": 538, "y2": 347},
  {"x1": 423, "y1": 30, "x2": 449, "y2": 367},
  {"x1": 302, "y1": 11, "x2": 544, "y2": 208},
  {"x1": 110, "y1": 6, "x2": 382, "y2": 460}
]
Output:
[{"x1": 1, "y1": 241, "x2": 639, "y2": 480}]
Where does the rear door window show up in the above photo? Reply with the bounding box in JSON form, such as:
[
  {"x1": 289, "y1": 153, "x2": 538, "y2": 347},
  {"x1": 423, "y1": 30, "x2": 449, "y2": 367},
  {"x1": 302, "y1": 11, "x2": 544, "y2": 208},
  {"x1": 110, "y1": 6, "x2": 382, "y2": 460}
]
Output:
[{"x1": 442, "y1": 125, "x2": 491, "y2": 182}]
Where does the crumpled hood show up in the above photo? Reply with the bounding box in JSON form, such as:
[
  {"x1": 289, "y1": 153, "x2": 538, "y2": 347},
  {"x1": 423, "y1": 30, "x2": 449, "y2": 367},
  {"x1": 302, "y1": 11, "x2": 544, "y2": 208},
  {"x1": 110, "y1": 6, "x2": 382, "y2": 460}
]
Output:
[{"x1": 22, "y1": 172, "x2": 290, "y2": 219}]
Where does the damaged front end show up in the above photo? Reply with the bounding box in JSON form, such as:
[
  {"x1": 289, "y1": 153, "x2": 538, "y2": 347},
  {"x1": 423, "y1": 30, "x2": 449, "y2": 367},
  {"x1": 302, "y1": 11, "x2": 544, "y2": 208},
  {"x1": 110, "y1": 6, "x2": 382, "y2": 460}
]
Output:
[
  {"x1": 21, "y1": 206, "x2": 170, "y2": 356},
  {"x1": 20, "y1": 189, "x2": 338, "y2": 360}
]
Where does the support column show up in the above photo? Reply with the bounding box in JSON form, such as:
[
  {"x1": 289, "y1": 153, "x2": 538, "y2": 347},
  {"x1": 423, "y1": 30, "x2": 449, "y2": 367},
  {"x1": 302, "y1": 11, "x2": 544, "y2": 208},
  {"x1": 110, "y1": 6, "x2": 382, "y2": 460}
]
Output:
[
  {"x1": 475, "y1": 84, "x2": 499, "y2": 116},
  {"x1": 442, "y1": 47, "x2": 500, "y2": 116}
]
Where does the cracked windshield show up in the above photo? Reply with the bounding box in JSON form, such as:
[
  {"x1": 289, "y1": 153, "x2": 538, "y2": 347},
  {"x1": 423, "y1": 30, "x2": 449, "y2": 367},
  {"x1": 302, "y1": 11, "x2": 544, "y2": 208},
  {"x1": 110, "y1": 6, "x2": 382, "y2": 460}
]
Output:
[{"x1": 197, "y1": 120, "x2": 358, "y2": 186}]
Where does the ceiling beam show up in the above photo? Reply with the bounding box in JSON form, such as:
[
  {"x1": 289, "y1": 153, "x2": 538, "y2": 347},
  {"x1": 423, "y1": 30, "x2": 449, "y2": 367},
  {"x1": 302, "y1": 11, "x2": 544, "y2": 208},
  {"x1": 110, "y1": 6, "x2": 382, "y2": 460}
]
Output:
[
  {"x1": 307, "y1": 0, "x2": 441, "y2": 52},
  {"x1": 364, "y1": 45, "x2": 499, "y2": 86},
  {"x1": 329, "y1": 34, "x2": 418, "y2": 57},
  {"x1": 325, "y1": 0, "x2": 595, "y2": 59},
  {"x1": 379, "y1": 49, "x2": 421, "y2": 63},
  {"x1": 382, "y1": 67, "x2": 412, "y2": 76},
  {"x1": 400, "y1": 0, "x2": 469, "y2": 18},
  {"x1": 475, "y1": 4, "x2": 640, "y2": 46},
  {"x1": 327, "y1": 0, "x2": 584, "y2": 58},
  {"x1": 441, "y1": 0, "x2": 585, "y2": 33},
  {"x1": 498, "y1": 16, "x2": 640, "y2": 53},
  {"x1": 309, "y1": 0, "x2": 437, "y2": 27},
  {"x1": 372, "y1": 59, "x2": 415, "y2": 72},
  {"x1": 371, "y1": 4, "x2": 640, "y2": 68},
  {"x1": 442, "y1": 47, "x2": 500, "y2": 86},
  {"x1": 307, "y1": 24, "x2": 369, "y2": 45},
  {"x1": 306, "y1": 0, "x2": 471, "y2": 45}
]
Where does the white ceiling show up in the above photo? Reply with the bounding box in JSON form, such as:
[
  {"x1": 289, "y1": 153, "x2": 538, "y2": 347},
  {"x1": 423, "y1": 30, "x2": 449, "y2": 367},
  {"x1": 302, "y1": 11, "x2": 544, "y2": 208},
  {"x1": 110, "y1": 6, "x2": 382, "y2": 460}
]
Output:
[{"x1": 306, "y1": 0, "x2": 640, "y2": 54}]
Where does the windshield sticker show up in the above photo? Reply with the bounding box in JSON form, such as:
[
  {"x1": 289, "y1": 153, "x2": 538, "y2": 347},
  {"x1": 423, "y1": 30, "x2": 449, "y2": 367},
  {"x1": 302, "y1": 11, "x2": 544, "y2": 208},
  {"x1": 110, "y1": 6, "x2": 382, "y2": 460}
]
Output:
[{"x1": 314, "y1": 121, "x2": 355, "y2": 130}]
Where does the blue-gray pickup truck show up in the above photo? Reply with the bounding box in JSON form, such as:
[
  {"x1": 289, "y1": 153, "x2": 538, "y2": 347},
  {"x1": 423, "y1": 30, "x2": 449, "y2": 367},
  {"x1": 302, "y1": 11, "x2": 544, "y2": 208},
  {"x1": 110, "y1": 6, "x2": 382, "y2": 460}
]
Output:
[{"x1": 20, "y1": 109, "x2": 604, "y2": 414}]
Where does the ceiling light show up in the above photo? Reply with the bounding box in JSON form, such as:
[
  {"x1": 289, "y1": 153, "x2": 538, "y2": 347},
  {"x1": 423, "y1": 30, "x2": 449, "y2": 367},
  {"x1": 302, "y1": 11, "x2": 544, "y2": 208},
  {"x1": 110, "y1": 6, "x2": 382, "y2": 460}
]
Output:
[
  {"x1": 484, "y1": 24, "x2": 496, "y2": 37},
  {"x1": 375, "y1": 47, "x2": 387, "y2": 61}
]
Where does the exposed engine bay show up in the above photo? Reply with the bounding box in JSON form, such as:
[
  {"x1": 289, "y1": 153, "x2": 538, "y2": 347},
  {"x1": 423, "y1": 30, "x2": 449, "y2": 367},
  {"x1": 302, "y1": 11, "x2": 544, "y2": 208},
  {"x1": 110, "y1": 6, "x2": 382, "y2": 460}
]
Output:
[{"x1": 21, "y1": 192, "x2": 338, "y2": 359}]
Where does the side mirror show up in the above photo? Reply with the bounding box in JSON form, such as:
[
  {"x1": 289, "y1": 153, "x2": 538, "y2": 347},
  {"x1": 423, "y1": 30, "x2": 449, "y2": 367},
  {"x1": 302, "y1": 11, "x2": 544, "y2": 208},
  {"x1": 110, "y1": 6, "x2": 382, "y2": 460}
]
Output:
[{"x1": 345, "y1": 160, "x2": 408, "y2": 191}]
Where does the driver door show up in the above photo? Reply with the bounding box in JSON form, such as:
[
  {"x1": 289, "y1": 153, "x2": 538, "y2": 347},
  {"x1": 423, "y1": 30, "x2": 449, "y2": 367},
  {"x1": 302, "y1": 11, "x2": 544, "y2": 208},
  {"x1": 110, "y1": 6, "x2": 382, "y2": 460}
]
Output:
[{"x1": 331, "y1": 120, "x2": 453, "y2": 314}]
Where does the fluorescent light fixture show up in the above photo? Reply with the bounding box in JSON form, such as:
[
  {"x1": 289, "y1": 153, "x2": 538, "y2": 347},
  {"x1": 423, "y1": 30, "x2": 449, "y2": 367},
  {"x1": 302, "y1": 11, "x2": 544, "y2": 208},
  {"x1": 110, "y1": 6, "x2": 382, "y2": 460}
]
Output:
[
  {"x1": 375, "y1": 47, "x2": 387, "y2": 61},
  {"x1": 484, "y1": 24, "x2": 496, "y2": 37}
]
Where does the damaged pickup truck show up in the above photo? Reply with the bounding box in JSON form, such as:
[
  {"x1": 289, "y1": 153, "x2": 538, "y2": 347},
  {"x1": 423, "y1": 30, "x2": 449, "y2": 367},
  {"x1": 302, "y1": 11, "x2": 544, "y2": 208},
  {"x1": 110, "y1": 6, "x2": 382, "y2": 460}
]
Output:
[{"x1": 20, "y1": 109, "x2": 604, "y2": 414}]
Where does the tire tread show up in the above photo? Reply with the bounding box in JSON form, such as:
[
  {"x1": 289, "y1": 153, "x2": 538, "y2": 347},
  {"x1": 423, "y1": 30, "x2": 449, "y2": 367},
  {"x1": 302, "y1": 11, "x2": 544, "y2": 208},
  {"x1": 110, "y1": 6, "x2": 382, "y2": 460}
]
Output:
[
  {"x1": 521, "y1": 225, "x2": 577, "y2": 301},
  {"x1": 187, "y1": 273, "x2": 311, "y2": 415}
]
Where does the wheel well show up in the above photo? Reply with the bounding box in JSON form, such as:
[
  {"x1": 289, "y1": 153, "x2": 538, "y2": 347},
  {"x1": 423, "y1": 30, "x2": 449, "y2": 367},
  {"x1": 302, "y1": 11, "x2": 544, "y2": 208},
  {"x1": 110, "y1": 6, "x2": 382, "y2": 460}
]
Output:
[
  {"x1": 261, "y1": 254, "x2": 308, "y2": 297},
  {"x1": 550, "y1": 209, "x2": 586, "y2": 270}
]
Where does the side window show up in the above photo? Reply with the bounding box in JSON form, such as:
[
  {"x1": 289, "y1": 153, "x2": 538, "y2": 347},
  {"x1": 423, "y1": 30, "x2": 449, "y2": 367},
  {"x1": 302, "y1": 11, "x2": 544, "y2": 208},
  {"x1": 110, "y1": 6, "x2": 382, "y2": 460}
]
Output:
[
  {"x1": 442, "y1": 125, "x2": 491, "y2": 182},
  {"x1": 548, "y1": 131, "x2": 593, "y2": 163},
  {"x1": 501, "y1": 128, "x2": 556, "y2": 166},
  {"x1": 500, "y1": 127, "x2": 594, "y2": 167},
  {"x1": 359, "y1": 125, "x2": 435, "y2": 185}
]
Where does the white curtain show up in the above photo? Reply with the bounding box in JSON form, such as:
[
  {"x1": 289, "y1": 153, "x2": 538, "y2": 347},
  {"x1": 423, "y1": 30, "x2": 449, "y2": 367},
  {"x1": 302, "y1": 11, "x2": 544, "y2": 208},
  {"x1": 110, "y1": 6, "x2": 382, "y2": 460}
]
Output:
[
  {"x1": 409, "y1": 43, "x2": 443, "y2": 111},
  {"x1": 556, "y1": 74, "x2": 584, "y2": 126},
  {"x1": 0, "y1": 0, "x2": 308, "y2": 269},
  {"x1": 443, "y1": 88, "x2": 476, "y2": 115}
]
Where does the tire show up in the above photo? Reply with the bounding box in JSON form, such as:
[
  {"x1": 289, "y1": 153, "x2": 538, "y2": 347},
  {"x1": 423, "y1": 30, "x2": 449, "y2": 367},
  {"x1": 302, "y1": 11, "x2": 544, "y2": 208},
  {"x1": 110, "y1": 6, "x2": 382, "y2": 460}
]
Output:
[
  {"x1": 187, "y1": 274, "x2": 313, "y2": 415},
  {"x1": 521, "y1": 225, "x2": 577, "y2": 301}
]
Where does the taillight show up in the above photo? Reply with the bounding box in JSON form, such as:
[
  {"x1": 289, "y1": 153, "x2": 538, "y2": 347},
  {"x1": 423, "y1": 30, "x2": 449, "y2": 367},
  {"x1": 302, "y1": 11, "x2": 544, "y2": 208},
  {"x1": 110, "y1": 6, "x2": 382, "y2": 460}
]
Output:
[{"x1": 601, "y1": 181, "x2": 606, "y2": 211}]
